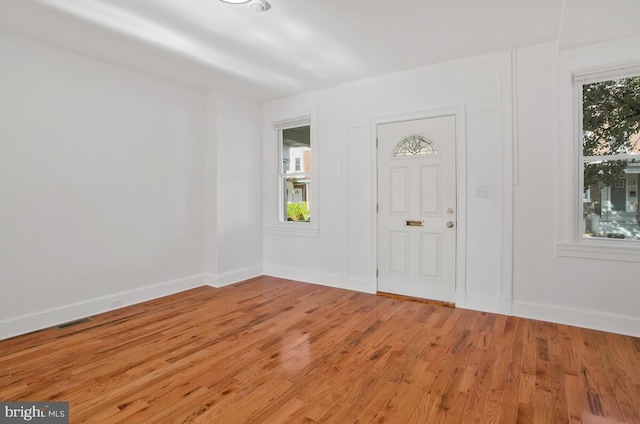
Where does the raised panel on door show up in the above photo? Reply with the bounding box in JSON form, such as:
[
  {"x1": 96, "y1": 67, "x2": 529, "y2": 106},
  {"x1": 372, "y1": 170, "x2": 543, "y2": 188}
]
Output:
[
  {"x1": 389, "y1": 167, "x2": 410, "y2": 215},
  {"x1": 420, "y1": 165, "x2": 441, "y2": 216},
  {"x1": 419, "y1": 233, "x2": 441, "y2": 279},
  {"x1": 389, "y1": 231, "x2": 409, "y2": 275}
]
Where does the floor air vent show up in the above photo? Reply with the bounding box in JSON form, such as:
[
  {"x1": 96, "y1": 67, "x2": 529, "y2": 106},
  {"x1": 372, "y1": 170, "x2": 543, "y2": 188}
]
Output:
[{"x1": 56, "y1": 318, "x2": 91, "y2": 329}]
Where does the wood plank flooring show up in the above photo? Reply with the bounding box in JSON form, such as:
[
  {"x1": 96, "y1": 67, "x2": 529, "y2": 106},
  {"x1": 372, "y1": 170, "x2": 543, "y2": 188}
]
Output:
[{"x1": 1, "y1": 276, "x2": 639, "y2": 423}]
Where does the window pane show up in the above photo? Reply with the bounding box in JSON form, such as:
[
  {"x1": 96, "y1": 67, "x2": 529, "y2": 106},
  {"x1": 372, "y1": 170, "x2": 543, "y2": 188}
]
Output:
[
  {"x1": 282, "y1": 176, "x2": 311, "y2": 222},
  {"x1": 582, "y1": 75, "x2": 640, "y2": 157},
  {"x1": 282, "y1": 126, "x2": 311, "y2": 174},
  {"x1": 583, "y1": 160, "x2": 640, "y2": 240}
]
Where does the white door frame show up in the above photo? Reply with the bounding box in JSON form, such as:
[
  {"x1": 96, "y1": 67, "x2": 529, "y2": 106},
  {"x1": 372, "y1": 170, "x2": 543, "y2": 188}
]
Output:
[{"x1": 371, "y1": 106, "x2": 467, "y2": 303}]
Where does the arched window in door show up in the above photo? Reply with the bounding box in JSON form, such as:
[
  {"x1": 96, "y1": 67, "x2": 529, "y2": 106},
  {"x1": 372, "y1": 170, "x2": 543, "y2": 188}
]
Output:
[{"x1": 392, "y1": 134, "x2": 439, "y2": 157}]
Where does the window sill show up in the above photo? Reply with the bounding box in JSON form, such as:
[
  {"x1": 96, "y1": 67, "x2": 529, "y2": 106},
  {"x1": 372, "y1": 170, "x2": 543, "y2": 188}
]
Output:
[
  {"x1": 265, "y1": 224, "x2": 319, "y2": 238},
  {"x1": 556, "y1": 241, "x2": 640, "y2": 263}
]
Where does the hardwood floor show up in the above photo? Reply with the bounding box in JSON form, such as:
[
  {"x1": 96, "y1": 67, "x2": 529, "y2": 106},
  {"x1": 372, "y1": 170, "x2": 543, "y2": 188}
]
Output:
[{"x1": 1, "y1": 276, "x2": 639, "y2": 423}]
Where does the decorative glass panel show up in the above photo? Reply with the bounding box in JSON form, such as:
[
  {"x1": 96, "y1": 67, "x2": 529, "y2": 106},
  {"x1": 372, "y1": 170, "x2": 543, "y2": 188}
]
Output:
[{"x1": 392, "y1": 135, "x2": 438, "y2": 157}]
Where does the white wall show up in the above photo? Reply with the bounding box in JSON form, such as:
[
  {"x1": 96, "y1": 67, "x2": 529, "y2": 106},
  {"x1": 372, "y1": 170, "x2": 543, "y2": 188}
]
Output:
[
  {"x1": 263, "y1": 41, "x2": 640, "y2": 337},
  {"x1": 3, "y1": 25, "x2": 640, "y2": 340},
  {"x1": 262, "y1": 88, "x2": 346, "y2": 287},
  {"x1": 512, "y1": 40, "x2": 640, "y2": 337},
  {"x1": 262, "y1": 53, "x2": 513, "y2": 311},
  {"x1": 0, "y1": 32, "x2": 208, "y2": 339},
  {"x1": 343, "y1": 55, "x2": 511, "y2": 309},
  {"x1": 206, "y1": 90, "x2": 263, "y2": 286}
]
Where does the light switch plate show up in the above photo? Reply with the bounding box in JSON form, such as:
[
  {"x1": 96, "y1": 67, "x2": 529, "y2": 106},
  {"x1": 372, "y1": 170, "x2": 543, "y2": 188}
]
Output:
[{"x1": 475, "y1": 185, "x2": 489, "y2": 198}]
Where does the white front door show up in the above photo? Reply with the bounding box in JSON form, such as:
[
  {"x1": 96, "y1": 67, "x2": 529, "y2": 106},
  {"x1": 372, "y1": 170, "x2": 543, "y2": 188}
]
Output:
[{"x1": 377, "y1": 115, "x2": 457, "y2": 303}]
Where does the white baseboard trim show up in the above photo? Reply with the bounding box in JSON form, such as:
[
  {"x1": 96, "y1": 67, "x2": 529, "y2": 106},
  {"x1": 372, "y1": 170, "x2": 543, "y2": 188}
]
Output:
[
  {"x1": 206, "y1": 265, "x2": 263, "y2": 288},
  {"x1": 455, "y1": 291, "x2": 501, "y2": 313},
  {"x1": 461, "y1": 294, "x2": 499, "y2": 314},
  {"x1": 346, "y1": 278, "x2": 377, "y2": 295},
  {"x1": 497, "y1": 296, "x2": 513, "y2": 315},
  {"x1": 0, "y1": 274, "x2": 207, "y2": 341},
  {"x1": 6, "y1": 272, "x2": 637, "y2": 340},
  {"x1": 512, "y1": 300, "x2": 640, "y2": 338},
  {"x1": 263, "y1": 264, "x2": 344, "y2": 291}
]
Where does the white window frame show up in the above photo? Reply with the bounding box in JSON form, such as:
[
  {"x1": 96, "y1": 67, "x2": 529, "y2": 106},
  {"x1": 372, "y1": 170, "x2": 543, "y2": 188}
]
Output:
[
  {"x1": 556, "y1": 39, "x2": 640, "y2": 262},
  {"x1": 266, "y1": 113, "x2": 319, "y2": 238}
]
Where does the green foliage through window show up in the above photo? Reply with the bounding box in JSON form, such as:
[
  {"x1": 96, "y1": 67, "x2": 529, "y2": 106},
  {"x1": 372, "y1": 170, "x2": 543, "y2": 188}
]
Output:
[
  {"x1": 286, "y1": 202, "x2": 310, "y2": 221},
  {"x1": 582, "y1": 75, "x2": 640, "y2": 191}
]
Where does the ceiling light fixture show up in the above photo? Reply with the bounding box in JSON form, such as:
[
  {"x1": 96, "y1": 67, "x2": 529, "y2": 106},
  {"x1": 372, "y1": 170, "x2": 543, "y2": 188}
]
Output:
[
  {"x1": 249, "y1": 0, "x2": 270, "y2": 12},
  {"x1": 219, "y1": 0, "x2": 270, "y2": 12}
]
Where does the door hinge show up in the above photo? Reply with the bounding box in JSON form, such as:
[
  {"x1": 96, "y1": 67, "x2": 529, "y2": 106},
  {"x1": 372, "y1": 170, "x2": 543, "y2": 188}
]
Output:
[
  {"x1": 376, "y1": 268, "x2": 379, "y2": 278},
  {"x1": 376, "y1": 203, "x2": 379, "y2": 213},
  {"x1": 376, "y1": 138, "x2": 379, "y2": 148}
]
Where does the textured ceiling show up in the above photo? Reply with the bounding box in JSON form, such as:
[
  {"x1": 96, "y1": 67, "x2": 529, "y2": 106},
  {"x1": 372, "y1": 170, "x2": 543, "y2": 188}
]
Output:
[{"x1": 1, "y1": 0, "x2": 637, "y2": 101}]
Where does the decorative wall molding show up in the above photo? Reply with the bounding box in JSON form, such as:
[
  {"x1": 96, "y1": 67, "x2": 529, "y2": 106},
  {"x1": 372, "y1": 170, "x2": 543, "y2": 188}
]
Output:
[
  {"x1": 498, "y1": 50, "x2": 515, "y2": 310},
  {"x1": 0, "y1": 274, "x2": 207, "y2": 341}
]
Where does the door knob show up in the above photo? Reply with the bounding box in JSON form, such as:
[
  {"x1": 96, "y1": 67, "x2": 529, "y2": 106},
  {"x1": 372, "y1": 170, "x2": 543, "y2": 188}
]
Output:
[{"x1": 446, "y1": 221, "x2": 455, "y2": 228}]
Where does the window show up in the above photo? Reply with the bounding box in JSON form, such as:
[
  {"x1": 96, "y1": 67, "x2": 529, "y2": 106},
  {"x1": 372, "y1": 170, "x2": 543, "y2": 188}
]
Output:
[
  {"x1": 268, "y1": 111, "x2": 318, "y2": 238},
  {"x1": 278, "y1": 122, "x2": 311, "y2": 223},
  {"x1": 556, "y1": 43, "x2": 640, "y2": 260},
  {"x1": 578, "y1": 70, "x2": 640, "y2": 241}
]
